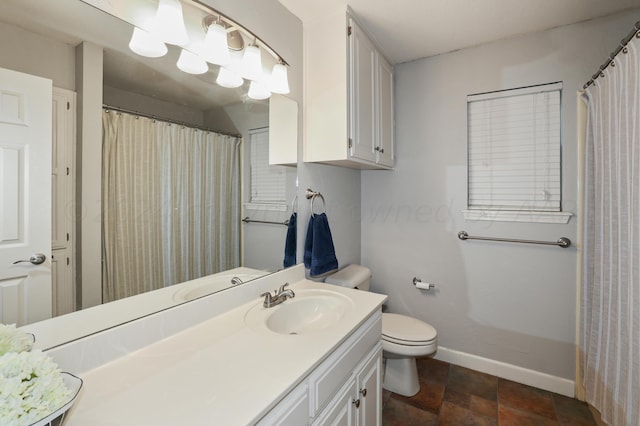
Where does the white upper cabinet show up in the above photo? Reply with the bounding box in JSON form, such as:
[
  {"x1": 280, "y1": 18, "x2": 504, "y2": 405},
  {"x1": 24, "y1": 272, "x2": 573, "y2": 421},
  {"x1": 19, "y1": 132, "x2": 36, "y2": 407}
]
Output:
[
  {"x1": 269, "y1": 94, "x2": 298, "y2": 166},
  {"x1": 376, "y1": 54, "x2": 394, "y2": 167},
  {"x1": 304, "y1": 8, "x2": 394, "y2": 169}
]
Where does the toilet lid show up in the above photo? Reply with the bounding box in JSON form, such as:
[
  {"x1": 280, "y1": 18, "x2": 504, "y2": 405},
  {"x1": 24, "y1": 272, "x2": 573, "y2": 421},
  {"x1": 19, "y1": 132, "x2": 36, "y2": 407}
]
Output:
[{"x1": 382, "y1": 313, "x2": 437, "y2": 343}]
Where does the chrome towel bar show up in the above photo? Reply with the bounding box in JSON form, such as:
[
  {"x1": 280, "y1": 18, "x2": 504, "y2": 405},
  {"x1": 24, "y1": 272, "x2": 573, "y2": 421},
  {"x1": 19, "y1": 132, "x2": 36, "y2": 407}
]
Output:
[
  {"x1": 242, "y1": 217, "x2": 289, "y2": 226},
  {"x1": 457, "y1": 231, "x2": 571, "y2": 248}
]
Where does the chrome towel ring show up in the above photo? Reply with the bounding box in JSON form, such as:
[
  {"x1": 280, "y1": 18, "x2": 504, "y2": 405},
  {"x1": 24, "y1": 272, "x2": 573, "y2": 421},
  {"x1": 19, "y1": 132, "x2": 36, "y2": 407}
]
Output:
[{"x1": 305, "y1": 188, "x2": 326, "y2": 215}]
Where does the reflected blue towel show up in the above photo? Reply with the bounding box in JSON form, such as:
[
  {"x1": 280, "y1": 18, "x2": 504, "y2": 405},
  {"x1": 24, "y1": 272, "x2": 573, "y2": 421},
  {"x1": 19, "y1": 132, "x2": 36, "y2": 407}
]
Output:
[
  {"x1": 283, "y1": 212, "x2": 297, "y2": 268},
  {"x1": 304, "y1": 213, "x2": 339, "y2": 276},
  {"x1": 303, "y1": 214, "x2": 315, "y2": 269}
]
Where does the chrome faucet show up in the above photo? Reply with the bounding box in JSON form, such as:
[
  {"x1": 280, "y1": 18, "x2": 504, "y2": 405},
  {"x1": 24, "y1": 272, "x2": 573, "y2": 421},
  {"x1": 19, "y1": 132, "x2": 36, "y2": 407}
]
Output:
[{"x1": 260, "y1": 283, "x2": 295, "y2": 308}]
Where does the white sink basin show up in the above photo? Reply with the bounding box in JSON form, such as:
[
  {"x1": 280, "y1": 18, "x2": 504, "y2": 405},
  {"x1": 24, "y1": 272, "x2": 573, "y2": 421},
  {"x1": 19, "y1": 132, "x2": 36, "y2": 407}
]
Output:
[{"x1": 245, "y1": 289, "x2": 354, "y2": 335}]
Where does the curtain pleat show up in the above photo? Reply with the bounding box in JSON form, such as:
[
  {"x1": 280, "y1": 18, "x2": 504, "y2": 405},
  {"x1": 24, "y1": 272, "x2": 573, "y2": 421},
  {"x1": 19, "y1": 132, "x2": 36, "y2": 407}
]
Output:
[
  {"x1": 582, "y1": 35, "x2": 640, "y2": 426},
  {"x1": 102, "y1": 112, "x2": 241, "y2": 302}
]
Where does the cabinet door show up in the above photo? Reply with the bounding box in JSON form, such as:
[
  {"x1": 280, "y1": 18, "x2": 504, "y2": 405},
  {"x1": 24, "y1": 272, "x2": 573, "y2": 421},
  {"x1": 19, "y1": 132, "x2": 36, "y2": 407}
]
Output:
[
  {"x1": 312, "y1": 378, "x2": 357, "y2": 426},
  {"x1": 355, "y1": 343, "x2": 383, "y2": 426},
  {"x1": 375, "y1": 55, "x2": 394, "y2": 167},
  {"x1": 51, "y1": 248, "x2": 74, "y2": 317},
  {"x1": 52, "y1": 88, "x2": 75, "y2": 250},
  {"x1": 348, "y1": 19, "x2": 376, "y2": 163}
]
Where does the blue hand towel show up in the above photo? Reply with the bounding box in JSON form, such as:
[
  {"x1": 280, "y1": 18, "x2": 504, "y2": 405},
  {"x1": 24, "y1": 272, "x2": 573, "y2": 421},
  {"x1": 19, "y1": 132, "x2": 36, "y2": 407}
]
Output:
[
  {"x1": 308, "y1": 213, "x2": 338, "y2": 276},
  {"x1": 303, "y1": 214, "x2": 315, "y2": 269},
  {"x1": 283, "y1": 212, "x2": 297, "y2": 268}
]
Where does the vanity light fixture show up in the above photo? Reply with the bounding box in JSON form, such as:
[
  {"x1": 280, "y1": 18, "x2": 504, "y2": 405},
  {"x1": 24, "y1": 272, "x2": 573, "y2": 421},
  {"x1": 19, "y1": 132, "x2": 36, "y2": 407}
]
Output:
[
  {"x1": 177, "y1": 48, "x2": 208, "y2": 74},
  {"x1": 128, "y1": 27, "x2": 168, "y2": 58},
  {"x1": 127, "y1": 0, "x2": 290, "y2": 100},
  {"x1": 240, "y1": 43, "x2": 263, "y2": 82},
  {"x1": 152, "y1": 0, "x2": 189, "y2": 46},
  {"x1": 247, "y1": 80, "x2": 271, "y2": 100},
  {"x1": 216, "y1": 67, "x2": 244, "y2": 88},
  {"x1": 270, "y1": 62, "x2": 290, "y2": 94},
  {"x1": 202, "y1": 20, "x2": 231, "y2": 66}
]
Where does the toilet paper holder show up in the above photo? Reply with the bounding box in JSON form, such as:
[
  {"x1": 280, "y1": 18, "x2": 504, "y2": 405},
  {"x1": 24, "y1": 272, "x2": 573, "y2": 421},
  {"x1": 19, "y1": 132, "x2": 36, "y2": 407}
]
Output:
[{"x1": 412, "y1": 277, "x2": 436, "y2": 290}]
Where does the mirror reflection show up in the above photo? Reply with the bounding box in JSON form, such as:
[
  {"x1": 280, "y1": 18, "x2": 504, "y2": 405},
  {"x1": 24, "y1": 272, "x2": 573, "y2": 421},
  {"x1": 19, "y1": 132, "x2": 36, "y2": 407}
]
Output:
[{"x1": 0, "y1": 0, "x2": 298, "y2": 327}]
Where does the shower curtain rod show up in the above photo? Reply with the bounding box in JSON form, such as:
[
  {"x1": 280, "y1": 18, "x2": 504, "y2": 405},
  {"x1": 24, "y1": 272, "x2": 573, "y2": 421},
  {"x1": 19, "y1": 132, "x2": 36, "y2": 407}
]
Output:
[
  {"x1": 102, "y1": 105, "x2": 242, "y2": 139},
  {"x1": 583, "y1": 20, "x2": 640, "y2": 89}
]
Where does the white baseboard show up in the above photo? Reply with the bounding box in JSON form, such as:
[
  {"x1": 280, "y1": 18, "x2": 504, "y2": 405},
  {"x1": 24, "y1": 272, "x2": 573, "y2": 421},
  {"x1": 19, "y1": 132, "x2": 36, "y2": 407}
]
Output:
[{"x1": 434, "y1": 346, "x2": 575, "y2": 397}]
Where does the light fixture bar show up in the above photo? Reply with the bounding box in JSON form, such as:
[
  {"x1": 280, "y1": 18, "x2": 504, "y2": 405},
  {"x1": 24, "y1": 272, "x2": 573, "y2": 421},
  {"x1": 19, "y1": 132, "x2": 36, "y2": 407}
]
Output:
[{"x1": 189, "y1": 0, "x2": 289, "y2": 66}]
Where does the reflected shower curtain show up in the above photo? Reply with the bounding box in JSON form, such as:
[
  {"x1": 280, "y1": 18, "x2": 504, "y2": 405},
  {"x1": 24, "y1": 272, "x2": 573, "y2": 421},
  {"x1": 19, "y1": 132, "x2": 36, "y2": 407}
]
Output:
[
  {"x1": 581, "y1": 35, "x2": 640, "y2": 425},
  {"x1": 102, "y1": 111, "x2": 241, "y2": 302}
]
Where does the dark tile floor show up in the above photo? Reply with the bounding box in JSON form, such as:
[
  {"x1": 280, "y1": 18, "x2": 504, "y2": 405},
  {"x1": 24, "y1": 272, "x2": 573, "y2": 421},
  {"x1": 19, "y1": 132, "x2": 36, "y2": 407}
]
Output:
[{"x1": 382, "y1": 357, "x2": 597, "y2": 425}]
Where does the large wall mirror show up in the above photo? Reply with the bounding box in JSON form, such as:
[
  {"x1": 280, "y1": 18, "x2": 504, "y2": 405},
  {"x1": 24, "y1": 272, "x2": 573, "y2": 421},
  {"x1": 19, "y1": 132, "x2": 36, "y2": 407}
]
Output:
[{"x1": 0, "y1": 0, "x2": 299, "y2": 345}]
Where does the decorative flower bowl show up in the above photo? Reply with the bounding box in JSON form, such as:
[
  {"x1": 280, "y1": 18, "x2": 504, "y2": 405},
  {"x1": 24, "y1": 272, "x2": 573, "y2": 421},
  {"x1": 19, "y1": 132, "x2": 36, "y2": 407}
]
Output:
[
  {"x1": 0, "y1": 324, "x2": 83, "y2": 426},
  {"x1": 30, "y1": 372, "x2": 83, "y2": 426}
]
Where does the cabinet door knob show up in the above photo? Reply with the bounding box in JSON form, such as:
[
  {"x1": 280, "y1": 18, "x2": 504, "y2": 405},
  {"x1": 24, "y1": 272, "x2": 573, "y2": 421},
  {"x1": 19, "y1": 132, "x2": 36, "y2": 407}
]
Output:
[
  {"x1": 352, "y1": 398, "x2": 360, "y2": 408},
  {"x1": 360, "y1": 388, "x2": 367, "y2": 397},
  {"x1": 375, "y1": 146, "x2": 384, "y2": 154}
]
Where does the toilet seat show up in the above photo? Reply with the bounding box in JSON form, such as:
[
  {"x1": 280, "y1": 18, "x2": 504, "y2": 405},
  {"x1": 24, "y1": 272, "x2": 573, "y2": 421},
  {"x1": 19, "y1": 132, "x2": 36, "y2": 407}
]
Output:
[
  {"x1": 381, "y1": 313, "x2": 437, "y2": 344},
  {"x1": 381, "y1": 313, "x2": 437, "y2": 358}
]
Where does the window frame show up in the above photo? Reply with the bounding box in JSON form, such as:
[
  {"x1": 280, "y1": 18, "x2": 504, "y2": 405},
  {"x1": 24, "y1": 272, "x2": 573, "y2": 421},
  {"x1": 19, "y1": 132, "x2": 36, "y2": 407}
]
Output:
[
  {"x1": 246, "y1": 127, "x2": 287, "y2": 211},
  {"x1": 463, "y1": 82, "x2": 571, "y2": 224}
]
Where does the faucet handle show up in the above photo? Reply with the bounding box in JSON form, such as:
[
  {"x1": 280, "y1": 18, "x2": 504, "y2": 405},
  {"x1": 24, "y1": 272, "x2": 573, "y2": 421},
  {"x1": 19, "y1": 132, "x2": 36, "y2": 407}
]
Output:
[
  {"x1": 260, "y1": 291, "x2": 273, "y2": 308},
  {"x1": 277, "y1": 283, "x2": 290, "y2": 294}
]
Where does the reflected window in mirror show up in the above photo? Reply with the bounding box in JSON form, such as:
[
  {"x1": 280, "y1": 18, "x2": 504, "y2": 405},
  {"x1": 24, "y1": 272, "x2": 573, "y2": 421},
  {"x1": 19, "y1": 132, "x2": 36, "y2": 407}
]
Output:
[{"x1": 248, "y1": 127, "x2": 287, "y2": 211}]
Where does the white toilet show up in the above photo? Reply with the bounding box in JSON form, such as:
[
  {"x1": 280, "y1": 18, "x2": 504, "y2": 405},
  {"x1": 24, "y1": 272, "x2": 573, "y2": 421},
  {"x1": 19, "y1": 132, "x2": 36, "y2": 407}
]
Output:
[{"x1": 324, "y1": 264, "x2": 438, "y2": 397}]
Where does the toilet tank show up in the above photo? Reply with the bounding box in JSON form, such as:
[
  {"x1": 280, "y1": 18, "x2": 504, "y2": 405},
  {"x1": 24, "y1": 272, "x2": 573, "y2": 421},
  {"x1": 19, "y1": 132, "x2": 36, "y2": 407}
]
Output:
[{"x1": 324, "y1": 264, "x2": 371, "y2": 291}]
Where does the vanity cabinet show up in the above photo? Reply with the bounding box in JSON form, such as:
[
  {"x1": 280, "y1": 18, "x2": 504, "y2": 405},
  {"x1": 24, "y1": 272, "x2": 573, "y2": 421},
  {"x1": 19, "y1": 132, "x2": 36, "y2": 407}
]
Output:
[
  {"x1": 312, "y1": 343, "x2": 382, "y2": 426},
  {"x1": 257, "y1": 311, "x2": 382, "y2": 425},
  {"x1": 304, "y1": 8, "x2": 394, "y2": 170}
]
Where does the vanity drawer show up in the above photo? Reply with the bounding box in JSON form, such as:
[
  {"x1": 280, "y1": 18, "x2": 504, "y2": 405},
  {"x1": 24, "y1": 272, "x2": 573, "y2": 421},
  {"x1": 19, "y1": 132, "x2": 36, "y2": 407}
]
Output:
[{"x1": 308, "y1": 312, "x2": 382, "y2": 416}]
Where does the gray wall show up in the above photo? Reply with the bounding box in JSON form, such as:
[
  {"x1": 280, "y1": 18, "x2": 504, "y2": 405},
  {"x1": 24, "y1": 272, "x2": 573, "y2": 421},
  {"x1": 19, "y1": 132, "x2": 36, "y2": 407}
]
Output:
[
  {"x1": 0, "y1": 21, "x2": 75, "y2": 90},
  {"x1": 224, "y1": 102, "x2": 297, "y2": 271},
  {"x1": 104, "y1": 85, "x2": 206, "y2": 128},
  {"x1": 361, "y1": 10, "x2": 640, "y2": 380},
  {"x1": 298, "y1": 163, "x2": 362, "y2": 271}
]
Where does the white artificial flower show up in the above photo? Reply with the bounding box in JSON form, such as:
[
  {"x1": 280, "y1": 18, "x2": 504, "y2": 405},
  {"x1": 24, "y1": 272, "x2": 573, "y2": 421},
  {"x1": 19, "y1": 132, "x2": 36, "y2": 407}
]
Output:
[
  {"x1": 0, "y1": 350, "x2": 71, "y2": 425},
  {"x1": 0, "y1": 324, "x2": 33, "y2": 355}
]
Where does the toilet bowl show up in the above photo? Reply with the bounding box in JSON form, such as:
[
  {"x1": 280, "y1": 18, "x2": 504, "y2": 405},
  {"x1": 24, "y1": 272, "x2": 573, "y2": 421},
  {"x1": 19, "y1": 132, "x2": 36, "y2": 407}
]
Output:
[{"x1": 324, "y1": 264, "x2": 438, "y2": 397}]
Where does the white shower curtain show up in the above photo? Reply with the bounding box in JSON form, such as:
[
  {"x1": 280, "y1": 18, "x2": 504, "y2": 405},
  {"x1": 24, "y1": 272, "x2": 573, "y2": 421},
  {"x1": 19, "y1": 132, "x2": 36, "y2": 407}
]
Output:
[
  {"x1": 102, "y1": 111, "x2": 241, "y2": 302},
  {"x1": 581, "y1": 34, "x2": 640, "y2": 426}
]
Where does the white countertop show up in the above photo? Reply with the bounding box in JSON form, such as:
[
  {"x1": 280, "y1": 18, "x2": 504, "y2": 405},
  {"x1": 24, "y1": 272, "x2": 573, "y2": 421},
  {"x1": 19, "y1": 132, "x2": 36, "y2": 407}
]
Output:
[{"x1": 64, "y1": 279, "x2": 386, "y2": 425}]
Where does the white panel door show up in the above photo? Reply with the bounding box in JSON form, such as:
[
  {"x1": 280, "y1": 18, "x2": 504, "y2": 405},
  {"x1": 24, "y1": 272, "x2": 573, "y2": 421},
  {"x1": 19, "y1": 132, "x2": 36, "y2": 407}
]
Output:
[{"x1": 0, "y1": 67, "x2": 52, "y2": 326}]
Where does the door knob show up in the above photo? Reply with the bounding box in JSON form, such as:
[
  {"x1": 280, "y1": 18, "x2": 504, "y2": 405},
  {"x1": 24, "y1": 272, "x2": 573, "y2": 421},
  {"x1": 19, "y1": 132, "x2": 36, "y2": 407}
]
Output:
[{"x1": 13, "y1": 253, "x2": 46, "y2": 265}]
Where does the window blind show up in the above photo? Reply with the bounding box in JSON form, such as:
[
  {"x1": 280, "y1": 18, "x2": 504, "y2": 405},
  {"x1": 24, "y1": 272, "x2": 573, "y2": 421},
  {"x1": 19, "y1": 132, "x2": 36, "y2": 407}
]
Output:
[
  {"x1": 249, "y1": 128, "x2": 286, "y2": 205},
  {"x1": 467, "y1": 82, "x2": 562, "y2": 212}
]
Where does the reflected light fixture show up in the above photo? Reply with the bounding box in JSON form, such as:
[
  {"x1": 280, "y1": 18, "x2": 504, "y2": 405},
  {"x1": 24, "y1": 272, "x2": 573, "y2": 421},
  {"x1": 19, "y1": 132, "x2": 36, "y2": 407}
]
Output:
[
  {"x1": 128, "y1": 0, "x2": 290, "y2": 99},
  {"x1": 270, "y1": 62, "x2": 290, "y2": 94},
  {"x1": 247, "y1": 80, "x2": 271, "y2": 100},
  {"x1": 241, "y1": 44, "x2": 263, "y2": 82},
  {"x1": 177, "y1": 49, "x2": 208, "y2": 74},
  {"x1": 128, "y1": 27, "x2": 167, "y2": 58},
  {"x1": 203, "y1": 21, "x2": 231, "y2": 66},
  {"x1": 216, "y1": 67, "x2": 243, "y2": 88},
  {"x1": 152, "y1": 0, "x2": 189, "y2": 46}
]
